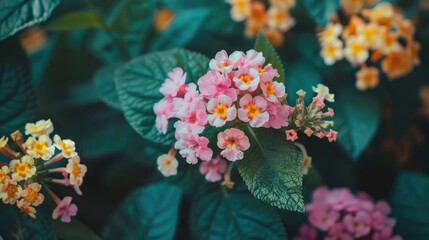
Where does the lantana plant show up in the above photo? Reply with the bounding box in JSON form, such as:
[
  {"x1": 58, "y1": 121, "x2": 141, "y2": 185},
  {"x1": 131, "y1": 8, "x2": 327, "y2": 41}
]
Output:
[
  {"x1": 319, "y1": 2, "x2": 420, "y2": 91},
  {"x1": 148, "y1": 34, "x2": 337, "y2": 210},
  {"x1": 0, "y1": 120, "x2": 86, "y2": 223}
]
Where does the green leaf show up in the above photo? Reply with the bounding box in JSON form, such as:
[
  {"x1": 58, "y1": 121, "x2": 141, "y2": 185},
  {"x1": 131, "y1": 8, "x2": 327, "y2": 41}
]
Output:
[
  {"x1": 254, "y1": 33, "x2": 285, "y2": 84},
  {"x1": 391, "y1": 171, "x2": 429, "y2": 240},
  {"x1": 92, "y1": 62, "x2": 123, "y2": 110},
  {"x1": 53, "y1": 219, "x2": 101, "y2": 240},
  {"x1": 332, "y1": 84, "x2": 381, "y2": 159},
  {"x1": 302, "y1": 0, "x2": 340, "y2": 27},
  {"x1": 0, "y1": 0, "x2": 61, "y2": 40},
  {"x1": 0, "y1": 39, "x2": 36, "y2": 136},
  {"x1": 102, "y1": 183, "x2": 182, "y2": 239},
  {"x1": 237, "y1": 127, "x2": 304, "y2": 211},
  {"x1": 285, "y1": 58, "x2": 321, "y2": 104},
  {"x1": 295, "y1": 33, "x2": 326, "y2": 71},
  {"x1": 115, "y1": 48, "x2": 210, "y2": 146},
  {"x1": 46, "y1": 11, "x2": 103, "y2": 31},
  {"x1": 22, "y1": 211, "x2": 56, "y2": 240},
  {"x1": 150, "y1": 8, "x2": 211, "y2": 51},
  {"x1": 191, "y1": 187, "x2": 287, "y2": 239}
]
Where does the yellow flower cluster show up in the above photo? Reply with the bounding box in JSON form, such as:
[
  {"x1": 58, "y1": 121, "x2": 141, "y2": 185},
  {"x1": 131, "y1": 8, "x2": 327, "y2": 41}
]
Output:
[
  {"x1": 0, "y1": 120, "x2": 86, "y2": 219},
  {"x1": 319, "y1": 2, "x2": 420, "y2": 91},
  {"x1": 227, "y1": 0, "x2": 296, "y2": 47}
]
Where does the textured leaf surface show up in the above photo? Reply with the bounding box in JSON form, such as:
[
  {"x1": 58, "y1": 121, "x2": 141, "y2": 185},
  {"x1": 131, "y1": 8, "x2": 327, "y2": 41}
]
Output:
[
  {"x1": 237, "y1": 127, "x2": 304, "y2": 211},
  {"x1": 103, "y1": 183, "x2": 182, "y2": 240},
  {"x1": 332, "y1": 84, "x2": 381, "y2": 159},
  {"x1": 254, "y1": 33, "x2": 285, "y2": 84},
  {"x1": 191, "y1": 187, "x2": 287, "y2": 239},
  {"x1": 0, "y1": 39, "x2": 36, "y2": 136},
  {"x1": 0, "y1": 0, "x2": 61, "y2": 40},
  {"x1": 302, "y1": 0, "x2": 340, "y2": 27},
  {"x1": 392, "y1": 171, "x2": 429, "y2": 240},
  {"x1": 115, "y1": 49, "x2": 210, "y2": 146}
]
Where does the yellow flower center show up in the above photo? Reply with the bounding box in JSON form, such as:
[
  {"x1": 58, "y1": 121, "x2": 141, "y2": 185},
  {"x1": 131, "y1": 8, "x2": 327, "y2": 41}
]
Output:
[
  {"x1": 264, "y1": 82, "x2": 276, "y2": 95},
  {"x1": 32, "y1": 141, "x2": 48, "y2": 155},
  {"x1": 31, "y1": 126, "x2": 40, "y2": 131},
  {"x1": 5, "y1": 183, "x2": 18, "y2": 197},
  {"x1": 213, "y1": 104, "x2": 229, "y2": 120},
  {"x1": 0, "y1": 170, "x2": 6, "y2": 183},
  {"x1": 24, "y1": 189, "x2": 39, "y2": 203},
  {"x1": 235, "y1": 0, "x2": 248, "y2": 11},
  {"x1": 384, "y1": 34, "x2": 396, "y2": 47},
  {"x1": 324, "y1": 27, "x2": 334, "y2": 39},
  {"x1": 239, "y1": 74, "x2": 252, "y2": 84},
  {"x1": 259, "y1": 67, "x2": 265, "y2": 73},
  {"x1": 72, "y1": 163, "x2": 82, "y2": 177},
  {"x1": 225, "y1": 138, "x2": 238, "y2": 148},
  {"x1": 351, "y1": 43, "x2": 364, "y2": 56},
  {"x1": 15, "y1": 162, "x2": 31, "y2": 177},
  {"x1": 325, "y1": 45, "x2": 337, "y2": 56},
  {"x1": 363, "y1": 28, "x2": 377, "y2": 41},
  {"x1": 60, "y1": 142, "x2": 72, "y2": 156},
  {"x1": 245, "y1": 103, "x2": 261, "y2": 119}
]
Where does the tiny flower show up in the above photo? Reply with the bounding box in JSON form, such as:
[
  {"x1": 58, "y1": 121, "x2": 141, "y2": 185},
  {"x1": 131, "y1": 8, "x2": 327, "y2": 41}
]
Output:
[
  {"x1": 325, "y1": 223, "x2": 353, "y2": 240},
  {"x1": 174, "y1": 100, "x2": 208, "y2": 132},
  {"x1": 382, "y1": 51, "x2": 413, "y2": 80},
  {"x1": 52, "y1": 196, "x2": 78, "y2": 223},
  {"x1": 0, "y1": 166, "x2": 10, "y2": 186},
  {"x1": 199, "y1": 156, "x2": 227, "y2": 182},
  {"x1": 0, "y1": 180, "x2": 22, "y2": 204},
  {"x1": 228, "y1": 0, "x2": 251, "y2": 21},
  {"x1": 344, "y1": 37, "x2": 369, "y2": 65},
  {"x1": 207, "y1": 95, "x2": 237, "y2": 127},
  {"x1": 343, "y1": 211, "x2": 372, "y2": 238},
  {"x1": 17, "y1": 199, "x2": 37, "y2": 219},
  {"x1": 343, "y1": 16, "x2": 365, "y2": 38},
  {"x1": 157, "y1": 151, "x2": 178, "y2": 177},
  {"x1": 209, "y1": 50, "x2": 242, "y2": 73},
  {"x1": 312, "y1": 84, "x2": 335, "y2": 102},
  {"x1": 267, "y1": 4, "x2": 295, "y2": 32},
  {"x1": 378, "y1": 31, "x2": 402, "y2": 54},
  {"x1": 159, "y1": 67, "x2": 187, "y2": 98},
  {"x1": 20, "y1": 183, "x2": 44, "y2": 206},
  {"x1": 263, "y1": 102, "x2": 289, "y2": 129},
  {"x1": 25, "y1": 119, "x2": 54, "y2": 137},
  {"x1": 233, "y1": 67, "x2": 260, "y2": 92},
  {"x1": 66, "y1": 155, "x2": 87, "y2": 187},
  {"x1": 319, "y1": 23, "x2": 343, "y2": 42},
  {"x1": 356, "y1": 67, "x2": 379, "y2": 91},
  {"x1": 197, "y1": 70, "x2": 237, "y2": 101},
  {"x1": 154, "y1": 98, "x2": 175, "y2": 134},
  {"x1": 176, "y1": 135, "x2": 213, "y2": 164},
  {"x1": 0, "y1": 136, "x2": 7, "y2": 148},
  {"x1": 258, "y1": 64, "x2": 279, "y2": 82},
  {"x1": 260, "y1": 80, "x2": 286, "y2": 102},
  {"x1": 304, "y1": 128, "x2": 313, "y2": 137},
  {"x1": 217, "y1": 128, "x2": 250, "y2": 161},
  {"x1": 362, "y1": 2, "x2": 394, "y2": 24},
  {"x1": 293, "y1": 224, "x2": 318, "y2": 240},
  {"x1": 321, "y1": 40, "x2": 344, "y2": 65},
  {"x1": 326, "y1": 130, "x2": 338, "y2": 142},
  {"x1": 25, "y1": 135, "x2": 55, "y2": 160},
  {"x1": 241, "y1": 49, "x2": 265, "y2": 68},
  {"x1": 357, "y1": 23, "x2": 381, "y2": 48},
  {"x1": 285, "y1": 129, "x2": 298, "y2": 142},
  {"x1": 9, "y1": 155, "x2": 36, "y2": 181},
  {"x1": 245, "y1": 2, "x2": 268, "y2": 37},
  {"x1": 309, "y1": 206, "x2": 340, "y2": 231},
  {"x1": 238, "y1": 94, "x2": 269, "y2": 128},
  {"x1": 296, "y1": 89, "x2": 306, "y2": 97},
  {"x1": 54, "y1": 135, "x2": 77, "y2": 158}
]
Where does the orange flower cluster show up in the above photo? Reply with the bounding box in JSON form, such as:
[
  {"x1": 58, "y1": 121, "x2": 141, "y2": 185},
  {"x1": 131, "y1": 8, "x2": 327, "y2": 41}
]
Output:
[
  {"x1": 227, "y1": 0, "x2": 295, "y2": 47},
  {"x1": 319, "y1": 2, "x2": 420, "y2": 91}
]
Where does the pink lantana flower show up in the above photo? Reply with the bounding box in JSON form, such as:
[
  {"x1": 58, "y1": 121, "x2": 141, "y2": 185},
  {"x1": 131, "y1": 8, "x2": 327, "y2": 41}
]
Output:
[
  {"x1": 173, "y1": 83, "x2": 202, "y2": 116},
  {"x1": 260, "y1": 80, "x2": 285, "y2": 102},
  {"x1": 373, "y1": 228, "x2": 403, "y2": 240},
  {"x1": 326, "y1": 223, "x2": 353, "y2": 240},
  {"x1": 175, "y1": 135, "x2": 213, "y2": 164},
  {"x1": 309, "y1": 206, "x2": 340, "y2": 231},
  {"x1": 217, "y1": 128, "x2": 250, "y2": 161},
  {"x1": 292, "y1": 224, "x2": 318, "y2": 240},
  {"x1": 207, "y1": 95, "x2": 237, "y2": 127},
  {"x1": 197, "y1": 70, "x2": 237, "y2": 101},
  {"x1": 263, "y1": 102, "x2": 289, "y2": 129},
  {"x1": 259, "y1": 64, "x2": 279, "y2": 82},
  {"x1": 52, "y1": 196, "x2": 78, "y2": 223},
  {"x1": 285, "y1": 129, "x2": 298, "y2": 141},
  {"x1": 209, "y1": 50, "x2": 242, "y2": 73},
  {"x1": 154, "y1": 98, "x2": 175, "y2": 134},
  {"x1": 241, "y1": 49, "x2": 265, "y2": 68},
  {"x1": 343, "y1": 211, "x2": 372, "y2": 238},
  {"x1": 326, "y1": 130, "x2": 338, "y2": 142},
  {"x1": 325, "y1": 188, "x2": 355, "y2": 211},
  {"x1": 233, "y1": 68, "x2": 260, "y2": 92},
  {"x1": 174, "y1": 100, "x2": 207, "y2": 133},
  {"x1": 199, "y1": 156, "x2": 227, "y2": 182},
  {"x1": 238, "y1": 94, "x2": 269, "y2": 128},
  {"x1": 159, "y1": 67, "x2": 187, "y2": 98}
]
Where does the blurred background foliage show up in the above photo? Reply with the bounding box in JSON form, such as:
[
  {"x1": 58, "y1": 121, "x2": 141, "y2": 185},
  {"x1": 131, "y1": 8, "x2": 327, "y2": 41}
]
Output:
[{"x1": 2, "y1": 0, "x2": 429, "y2": 239}]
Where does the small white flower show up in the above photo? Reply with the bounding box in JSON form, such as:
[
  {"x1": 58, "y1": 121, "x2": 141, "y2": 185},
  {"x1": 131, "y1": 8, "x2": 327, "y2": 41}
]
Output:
[
  {"x1": 25, "y1": 119, "x2": 54, "y2": 137},
  {"x1": 66, "y1": 155, "x2": 87, "y2": 186},
  {"x1": 296, "y1": 89, "x2": 307, "y2": 97},
  {"x1": 0, "y1": 136, "x2": 8, "y2": 148},
  {"x1": 9, "y1": 155, "x2": 36, "y2": 181},
  {"x1": 157, "y1": 154, "x2": 178, "y2": 177},
  {"x1": 25, "y1": 135, "x2": 55, "y2": 160},
  {"x1": 312, "y1": 84, "x2": 335, "y2": 102},
  {"x1": 54, "y1": 135, "x2": 77, "y2": 158}
]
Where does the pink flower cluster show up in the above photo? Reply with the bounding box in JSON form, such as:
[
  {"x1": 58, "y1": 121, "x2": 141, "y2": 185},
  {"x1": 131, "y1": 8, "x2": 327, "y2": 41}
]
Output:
[
  {"x1": 154, "y1": 49, "x2": 337, "y2": 182},
  {"x1": 293, "y1": 187, "x2": 402, "y2": 240}
]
